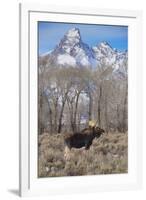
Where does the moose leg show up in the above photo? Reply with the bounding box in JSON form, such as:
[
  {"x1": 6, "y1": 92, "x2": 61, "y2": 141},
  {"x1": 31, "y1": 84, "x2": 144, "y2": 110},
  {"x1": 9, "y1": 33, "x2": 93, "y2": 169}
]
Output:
[
  {"x1": 64, "y1": 146, "x2": 71, "y2": 161},
  {"x1": 85, "y1": 141, "x2": 92, "y2": 150}
]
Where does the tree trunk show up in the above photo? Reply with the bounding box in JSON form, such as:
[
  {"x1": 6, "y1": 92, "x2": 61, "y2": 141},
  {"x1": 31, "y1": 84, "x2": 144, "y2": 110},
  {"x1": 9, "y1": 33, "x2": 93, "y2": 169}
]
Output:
[
  {"x1": 38, "y1": 92, "x2": 43, "y2": 135},
  {"x1": 58, "y1": 99, "x2": 66, "y2": 133},
  {"x1": 67, "y1": 98, "x2": 75, "y2": 133},
  {"x1": 98, "y1": 85, "x2": 102, "y2": 127},
  {"x1": 71, "y1": 113, "x2": 75, "y2": 133},
  {"x1": 104, "y1": 95, "x2": 108, "y2": 133},
  {"x1": 116, "y1": 104, "x2": 122, "y2": 132},
  {"x1": 48, "y1": 104, "x2": 53, "y2": 133},
  {"x1": 89, "y1": 92, "x2": 93, "y2": 121},
  {"x1": 122, "y1": 84, "x2": 128, "y2": 133},
  {"x1": 43, "y1": 93, "x2": 53, "y2": 133},
  {"x1": 53, "y1": 99, "x2": 58, "y2": 133},
  {"x1": 73, "y1": 92, "x2": 80, "y2": 132}
]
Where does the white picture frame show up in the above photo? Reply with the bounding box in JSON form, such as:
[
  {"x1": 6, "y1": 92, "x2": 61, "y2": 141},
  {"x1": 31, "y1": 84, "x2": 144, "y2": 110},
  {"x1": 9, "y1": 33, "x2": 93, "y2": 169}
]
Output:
[{"x1": 19, "y1": 3, "x2": 143, "y2": 197}]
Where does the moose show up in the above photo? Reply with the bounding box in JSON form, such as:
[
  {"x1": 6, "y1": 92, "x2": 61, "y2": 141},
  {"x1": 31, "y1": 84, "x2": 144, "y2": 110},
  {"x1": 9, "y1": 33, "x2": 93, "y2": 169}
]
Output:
[
  {"x1": 64, "y1": 126, "x2": 105, "y2": 150},
  {"x1": 64, "y1": 122, "x2": 105, "y2": 160}
]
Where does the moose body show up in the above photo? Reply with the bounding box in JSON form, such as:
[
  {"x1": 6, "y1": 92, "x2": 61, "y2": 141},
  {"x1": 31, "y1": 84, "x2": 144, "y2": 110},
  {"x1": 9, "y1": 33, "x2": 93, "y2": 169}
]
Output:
[{"x1": 64, "y1": 127, "x2": 105, "y2": 150}]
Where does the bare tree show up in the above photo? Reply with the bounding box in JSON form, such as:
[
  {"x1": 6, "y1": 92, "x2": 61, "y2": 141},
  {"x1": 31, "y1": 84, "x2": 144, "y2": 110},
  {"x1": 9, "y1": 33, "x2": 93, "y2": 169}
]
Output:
[{"x1": 38, "y1": 60, "x2": 128, "y2": 134}]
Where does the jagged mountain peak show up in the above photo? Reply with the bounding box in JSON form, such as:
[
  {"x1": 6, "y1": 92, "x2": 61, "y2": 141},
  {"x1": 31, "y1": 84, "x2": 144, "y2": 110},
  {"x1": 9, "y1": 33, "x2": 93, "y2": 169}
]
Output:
[
  {"x1": 65, "y1": 27, "x2": 81, "y2": 40},
  {"x1": 61, "y1": 27, "x2": 81, "y2": 46},
  {"x1": 51, "y1": 28, "x2": 95, "y2": 67},
  {"x1": 54, "y1": 27, "x2": 82, "y2": 55},
  {"x1": 95, "y1": 41, "x2": 114, "y2": 53},
  {"x1": 39, "y1": 27, "x2": 127, "y2": 78},
  {"x1": 98, "y1": 41, "x2": 112, "y2": 47}
]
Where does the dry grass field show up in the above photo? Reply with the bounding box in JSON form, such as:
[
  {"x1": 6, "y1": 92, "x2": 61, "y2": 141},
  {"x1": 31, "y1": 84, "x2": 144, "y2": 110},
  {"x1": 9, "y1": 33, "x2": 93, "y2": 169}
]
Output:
[{"x1": 38, "y1": 132, "x2": 128, "y2": 177}]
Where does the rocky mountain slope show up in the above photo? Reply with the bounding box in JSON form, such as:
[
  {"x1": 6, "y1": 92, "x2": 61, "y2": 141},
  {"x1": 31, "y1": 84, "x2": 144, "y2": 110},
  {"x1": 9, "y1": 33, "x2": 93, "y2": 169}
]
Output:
[{"x1": 39, "y1": 27, "x2": 128, "y2": 78}]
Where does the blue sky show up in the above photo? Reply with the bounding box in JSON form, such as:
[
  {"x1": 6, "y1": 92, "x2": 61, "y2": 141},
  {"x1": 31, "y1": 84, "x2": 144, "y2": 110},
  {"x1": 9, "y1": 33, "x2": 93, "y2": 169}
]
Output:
[{"x1": 38, "y1": 22, "x2": 128, "y2": 55}]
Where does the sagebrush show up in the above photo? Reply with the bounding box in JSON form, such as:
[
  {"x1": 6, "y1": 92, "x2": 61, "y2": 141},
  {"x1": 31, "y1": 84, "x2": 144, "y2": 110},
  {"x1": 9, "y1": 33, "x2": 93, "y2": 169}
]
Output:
[{"x1": 38, "y1": 132, "x2": 128, "y2": 177}]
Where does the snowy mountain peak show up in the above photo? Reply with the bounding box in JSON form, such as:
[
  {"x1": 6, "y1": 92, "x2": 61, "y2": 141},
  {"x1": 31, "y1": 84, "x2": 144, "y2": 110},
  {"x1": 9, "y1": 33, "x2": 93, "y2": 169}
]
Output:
[
  {"x1": 54, "y1": 28, "x2": 82, "y2": 55},
  {"x1": 102, "y1": 41, "x2": 109, "y2": 45},
  {"x1": 65, "y1": 28, "x2": 81, "y2": 40},
  {"x1": 51, "y1": 28, "x2": 95, "y2": 67},
  {"x1": 97, "y1": 41, "x2": 113, "y2": 51},
  {"x1": 39, "y1": 28, "x2": 128, "y2": 78}
]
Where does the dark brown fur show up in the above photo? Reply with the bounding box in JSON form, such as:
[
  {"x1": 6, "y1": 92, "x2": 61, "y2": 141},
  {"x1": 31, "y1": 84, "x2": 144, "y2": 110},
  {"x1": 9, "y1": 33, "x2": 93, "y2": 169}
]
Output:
[{"x1": 64, "y1": 127, "x2": 105, "y2": 150}]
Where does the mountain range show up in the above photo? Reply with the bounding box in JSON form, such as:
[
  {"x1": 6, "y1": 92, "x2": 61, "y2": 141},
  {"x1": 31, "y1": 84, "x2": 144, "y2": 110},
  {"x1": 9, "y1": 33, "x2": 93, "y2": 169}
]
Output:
[{"x1": 39, "y1": 27, "x2": 128, "y2": 79}]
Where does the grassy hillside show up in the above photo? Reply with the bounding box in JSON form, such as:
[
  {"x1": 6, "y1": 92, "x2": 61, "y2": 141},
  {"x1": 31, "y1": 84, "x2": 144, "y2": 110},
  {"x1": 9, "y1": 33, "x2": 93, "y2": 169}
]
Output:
[{"x1": 38, "y1": 132, "x2": 128, "y2": 177}]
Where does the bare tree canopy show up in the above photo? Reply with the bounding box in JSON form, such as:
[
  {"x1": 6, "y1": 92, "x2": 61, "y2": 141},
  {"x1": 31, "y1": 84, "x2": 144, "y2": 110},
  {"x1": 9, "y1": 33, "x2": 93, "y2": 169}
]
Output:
[{"x1": 38, "y1": 62, "x2": 128, "y2": 135}]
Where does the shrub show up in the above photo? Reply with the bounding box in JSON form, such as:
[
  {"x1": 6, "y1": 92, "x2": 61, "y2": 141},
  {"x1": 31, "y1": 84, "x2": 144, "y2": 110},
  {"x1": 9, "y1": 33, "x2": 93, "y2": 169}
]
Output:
[{"x1": 38, "y1": 132, "x2": 128, "y2": 177}]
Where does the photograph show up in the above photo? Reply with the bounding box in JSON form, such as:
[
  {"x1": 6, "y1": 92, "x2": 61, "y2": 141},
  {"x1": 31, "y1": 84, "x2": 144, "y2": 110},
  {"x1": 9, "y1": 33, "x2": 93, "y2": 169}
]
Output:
[{"x1": 38, "y1": 22, "x2": 128, "y2": 178}]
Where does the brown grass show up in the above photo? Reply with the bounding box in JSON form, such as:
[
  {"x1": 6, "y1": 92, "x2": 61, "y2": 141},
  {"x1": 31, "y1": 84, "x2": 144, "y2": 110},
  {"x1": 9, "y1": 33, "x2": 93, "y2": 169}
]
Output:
[{"x1": 38, "y1": 132, "x2": 128, "y2": 177}]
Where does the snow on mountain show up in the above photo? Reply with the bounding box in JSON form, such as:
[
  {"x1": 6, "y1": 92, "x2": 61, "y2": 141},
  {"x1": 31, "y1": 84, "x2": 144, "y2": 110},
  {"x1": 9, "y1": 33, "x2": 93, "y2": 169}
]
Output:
[
  {"x1": 47, "y1": 28, "x2": 97, "y2": 68},
  {"x1": 57, "y1": 54, "x2": 76, "y2": 66},
  {"x1": 92, "y1": 41, "x2": 127, "y2": 78},
  {"x1": 39, "y1": 27, "x2": 128, "y2": 78},
  {"x1": 40, "y1": 50, "x2": 53, "y2": 57},
  {"x1": 92, "y1": 42, "x2": 116, "y2": 64},
  {"x1": 112, "y1": 51, "x2": 128, "y2": 78}
]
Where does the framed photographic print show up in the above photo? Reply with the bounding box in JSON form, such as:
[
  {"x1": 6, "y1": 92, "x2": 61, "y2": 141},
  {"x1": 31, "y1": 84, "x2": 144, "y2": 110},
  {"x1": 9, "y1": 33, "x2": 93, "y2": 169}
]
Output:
[{"x1": 19, "y1": 3, "x2": 142, "y2": 197}]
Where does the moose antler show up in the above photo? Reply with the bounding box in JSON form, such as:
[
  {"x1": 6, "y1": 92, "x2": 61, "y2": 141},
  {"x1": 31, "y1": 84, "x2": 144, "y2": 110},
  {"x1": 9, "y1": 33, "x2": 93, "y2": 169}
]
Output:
[{"x1": 88, "y1": 120, "x2": 98, "y2": 128}]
